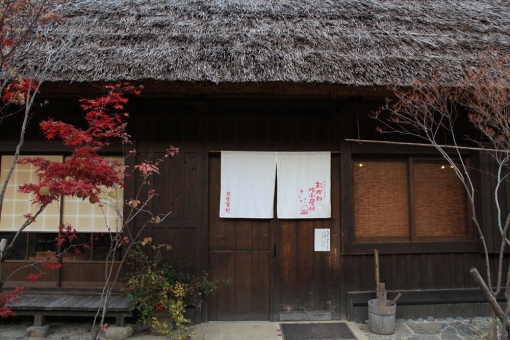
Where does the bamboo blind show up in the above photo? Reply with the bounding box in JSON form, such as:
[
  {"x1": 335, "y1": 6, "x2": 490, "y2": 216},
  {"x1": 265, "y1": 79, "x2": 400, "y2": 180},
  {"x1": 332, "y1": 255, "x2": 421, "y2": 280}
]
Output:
[
  {"x1": 413, "y1": 161, "x2": 468, "y2": 236},
  {"x1": 353, "y1": 160, "x2": 410, "y2": 238}
]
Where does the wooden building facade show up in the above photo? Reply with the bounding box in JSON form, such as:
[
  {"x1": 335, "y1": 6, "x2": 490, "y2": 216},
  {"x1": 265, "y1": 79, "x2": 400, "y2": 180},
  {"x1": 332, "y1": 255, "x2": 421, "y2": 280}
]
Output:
[
  {"x1": 0, "y1": 90, "x2": 505, "y2": 322},
  {"x1": 2, "y1": 0, "x2": 510, "y2": 324}
]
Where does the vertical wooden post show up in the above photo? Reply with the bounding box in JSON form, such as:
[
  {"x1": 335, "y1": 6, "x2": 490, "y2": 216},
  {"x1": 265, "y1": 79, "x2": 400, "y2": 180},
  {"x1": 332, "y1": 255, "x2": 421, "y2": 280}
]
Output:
[
  {"x1": 198, "y1": 110, "x2": 210, "y2": 324},
  {"x1": 374, "y1": 249, "x2": 380, "y2": 297},
  {"x1": 270, "y1": 165, "x2": 281, "y2": 321},
  {"x1": 378, "y1": 283, "x2": 387, "y2": 314},
  {"x1": 340, "y1": 142, "x2": 353, "y2": 319}
]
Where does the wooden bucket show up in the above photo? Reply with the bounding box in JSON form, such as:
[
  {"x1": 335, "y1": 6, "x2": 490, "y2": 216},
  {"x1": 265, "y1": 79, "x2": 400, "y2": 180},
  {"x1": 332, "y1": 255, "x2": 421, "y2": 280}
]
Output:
[{"x1": 368, "y1": 299, "x2": 396, "y2": 335}]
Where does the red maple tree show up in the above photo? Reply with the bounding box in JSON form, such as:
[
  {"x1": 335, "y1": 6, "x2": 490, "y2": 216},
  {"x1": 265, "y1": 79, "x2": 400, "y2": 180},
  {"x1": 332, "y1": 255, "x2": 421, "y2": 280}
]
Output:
[
  {"x1": 0, "y1": 83, "x2": 142, "y2": 317},
  {"x1": 0, "y1": 286, "x2": 24, "y2": 318},
  {"x1": 17, "y1": 84, "x2": 139, "y2": 207}
]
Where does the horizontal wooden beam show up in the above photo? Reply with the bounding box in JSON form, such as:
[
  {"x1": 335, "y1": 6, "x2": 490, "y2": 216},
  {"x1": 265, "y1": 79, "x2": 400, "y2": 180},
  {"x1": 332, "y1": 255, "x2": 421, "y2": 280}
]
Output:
[
  {"x1": 347, "y1": 139, "x2": 493, "y2": 152},
  {"x1": 40, "y1": 81, "x2": 393, "y2": 98},
  {"x1": 344, "y1": 240, "x2": 477, "y2": 255},
  {"x1": 12, "y1": 310, "x2": 131, "y2": 317},
  {"x1": 348, "y1": 288, "x2": 506, "y2": 306},
  {"x1": 208, "y1": 150, "x2": 340, "y2": 154},
  {"x1": 0, "y1": 141, "x2": 124, "y2": 153},
  {"x1": 350, "y1": 141, "x2": 474, "y2": 155},
  {"x1": 22, "y1": 287, "x2": 121, "y2": 295},
  {"x1": 207, "y1": 142, "x2": 339, "y2": 152}
]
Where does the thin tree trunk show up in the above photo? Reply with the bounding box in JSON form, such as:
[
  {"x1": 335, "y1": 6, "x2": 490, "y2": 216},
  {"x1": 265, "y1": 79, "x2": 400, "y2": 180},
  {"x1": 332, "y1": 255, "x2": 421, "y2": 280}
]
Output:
[
  {"x1": 0, "y1": 238, "x2": 8, "y2": 286},
  {"x1": 0, "y1": 103, "x2": 32, "y2": 212},
  {"x1": 470, "y1": 268, "x2": 510, "y2": 334}
]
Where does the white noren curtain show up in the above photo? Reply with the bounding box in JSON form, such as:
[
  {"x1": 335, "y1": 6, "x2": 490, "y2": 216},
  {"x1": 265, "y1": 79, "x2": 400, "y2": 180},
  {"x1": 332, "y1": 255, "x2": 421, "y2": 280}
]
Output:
[
  {"x1": 277, "y1": 152, "x2": 331, "y2": 218},
  {"x1": 220, "y1": 151, "x2": 277, "y2": 218}
]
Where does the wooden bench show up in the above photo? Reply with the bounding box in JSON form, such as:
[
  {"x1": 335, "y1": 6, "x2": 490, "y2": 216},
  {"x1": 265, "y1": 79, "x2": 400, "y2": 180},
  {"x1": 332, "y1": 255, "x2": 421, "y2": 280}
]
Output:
[{"x1": 8, "y1": 294, "x2": 132, "y2": 327}]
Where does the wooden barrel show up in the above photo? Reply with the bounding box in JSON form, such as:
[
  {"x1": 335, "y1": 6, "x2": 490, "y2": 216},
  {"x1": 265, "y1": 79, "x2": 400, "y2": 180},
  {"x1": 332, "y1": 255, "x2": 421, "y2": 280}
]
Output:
[{"x1": 368, "y1": 299, "x2": 396, "y2": 335}]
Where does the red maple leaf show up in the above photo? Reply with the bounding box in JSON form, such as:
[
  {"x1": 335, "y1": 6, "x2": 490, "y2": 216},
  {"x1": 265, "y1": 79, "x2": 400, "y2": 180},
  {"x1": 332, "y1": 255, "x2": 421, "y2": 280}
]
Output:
[
  {"x1": 26, "y1": 273, "x2": 42, "y2": 283},
  {"x1": 42, "y1": 262, "x2": 62, "y2": 269}
]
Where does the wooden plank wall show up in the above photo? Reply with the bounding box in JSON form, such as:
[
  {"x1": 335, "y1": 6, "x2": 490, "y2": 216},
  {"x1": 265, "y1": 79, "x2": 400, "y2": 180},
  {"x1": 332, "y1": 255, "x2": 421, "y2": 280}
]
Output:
[
  {"x1": 2, "y1": 261, "x2": 58, "y2": 288},
  {"x1": 60, "y1": 262, "x2": 122, "y2": 288},
  {"x1": 132, "y1": 142, "x2": 201, "y2": 275},
  {"x1": 343, "y1": 253, "x2": 507, "y2": 320}
]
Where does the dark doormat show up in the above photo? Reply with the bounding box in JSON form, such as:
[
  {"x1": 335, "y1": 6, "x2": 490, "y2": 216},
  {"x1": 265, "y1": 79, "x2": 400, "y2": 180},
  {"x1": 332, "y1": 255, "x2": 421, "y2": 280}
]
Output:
[{"x1": 280, "y1": 322, "x2": 357, "y2": 340}]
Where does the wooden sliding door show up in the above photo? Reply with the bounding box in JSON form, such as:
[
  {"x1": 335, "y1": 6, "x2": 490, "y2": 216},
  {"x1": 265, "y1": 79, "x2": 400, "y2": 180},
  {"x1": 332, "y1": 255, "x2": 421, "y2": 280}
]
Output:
[
  {"x1": 208, "y1": 155, "x2": 271, "y2": 320},
  {"x1": 208, "y1": 153, "x2": 340, "y2": 321}
]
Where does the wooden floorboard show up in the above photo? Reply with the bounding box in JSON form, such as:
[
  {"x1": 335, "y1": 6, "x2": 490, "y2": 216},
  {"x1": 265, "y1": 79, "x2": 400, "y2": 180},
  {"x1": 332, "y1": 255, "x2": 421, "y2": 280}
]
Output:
[
  {"x1": 113, "y1": 297, "x2": 132, "y2": 311},
  {"x1": 18, "y1": 295, "x2": 50, "y2": 309},
  {"x1": 9, "y1": 294, "x2": 132, "y2": 313},
  {"x1": 83, "y1": 297, "x2": 105, "y2": 311},
  {"x1": 43, "y1": 296, "x2": 73, "y2": 310},
  {"x1": 71, "y1": 296, "x2": 97, "y2": 310},
  {"x1": 57, "y1": 296, "x2": 85, "y2": 310},
  {"x1": 102, "y1": 297, "x2": 123, "y2": 311}
]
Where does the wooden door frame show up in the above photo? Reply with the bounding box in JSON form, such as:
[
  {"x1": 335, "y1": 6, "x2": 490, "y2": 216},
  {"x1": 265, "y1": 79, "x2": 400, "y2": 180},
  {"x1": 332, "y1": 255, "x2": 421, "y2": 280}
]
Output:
[
  {"x1": 203, "y1": 145, "x2": 341, "y2": 322},
  {"x1": 270, "y1": 191, "x2": 281, "y2": 321}
]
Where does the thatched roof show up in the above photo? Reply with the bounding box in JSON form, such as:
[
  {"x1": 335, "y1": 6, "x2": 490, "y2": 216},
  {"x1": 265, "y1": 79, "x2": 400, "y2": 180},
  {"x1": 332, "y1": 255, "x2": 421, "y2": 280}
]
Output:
[{"x1": 22, "y1": 0, "x2": 510, "y2": 87}]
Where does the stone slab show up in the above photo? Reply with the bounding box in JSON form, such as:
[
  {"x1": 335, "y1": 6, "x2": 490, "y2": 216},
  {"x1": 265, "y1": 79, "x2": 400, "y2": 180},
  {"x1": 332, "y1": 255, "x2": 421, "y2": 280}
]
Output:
[
  {"x1": 26, "y1": 325, "x2": 50, "y2": 338},
  {"x1": 105, "y1": 325, "x2": 135, "y2": 340},
  {"x1": 406, "y1": 322, "x2": 442, "y2": 335}
]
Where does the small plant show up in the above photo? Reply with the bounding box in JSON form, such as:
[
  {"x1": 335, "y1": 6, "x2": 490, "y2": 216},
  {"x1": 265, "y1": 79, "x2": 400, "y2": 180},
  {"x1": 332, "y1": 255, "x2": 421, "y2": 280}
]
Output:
[{"x1": 122, "y1": 243, "x2": 220, "y2": 337}]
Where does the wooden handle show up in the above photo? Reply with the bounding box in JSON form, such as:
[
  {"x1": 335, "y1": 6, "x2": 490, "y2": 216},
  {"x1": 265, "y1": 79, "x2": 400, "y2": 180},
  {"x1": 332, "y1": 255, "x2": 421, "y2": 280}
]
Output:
[{"x1": 391, "y1": 293, "x2": 402, "y2": 305}]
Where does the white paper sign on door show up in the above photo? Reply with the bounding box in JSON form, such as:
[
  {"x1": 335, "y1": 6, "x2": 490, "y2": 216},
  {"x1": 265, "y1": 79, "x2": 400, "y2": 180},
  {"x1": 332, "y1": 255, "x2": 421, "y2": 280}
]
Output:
[{"x1": 314, "y1": 228, "x2": 330, "y2": 251}]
